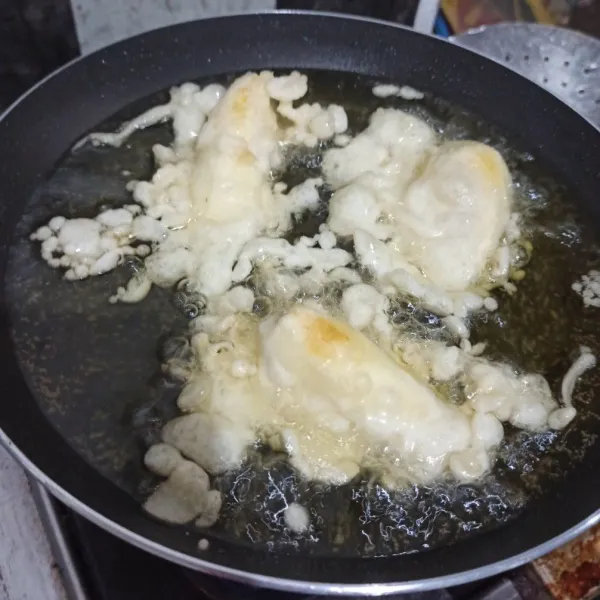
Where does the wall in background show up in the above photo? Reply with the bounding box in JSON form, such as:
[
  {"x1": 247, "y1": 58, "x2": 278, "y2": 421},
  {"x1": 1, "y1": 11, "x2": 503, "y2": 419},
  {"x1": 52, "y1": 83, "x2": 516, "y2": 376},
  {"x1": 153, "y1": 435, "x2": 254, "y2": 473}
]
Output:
[{"x1": 71, "y1": 0, "x2": 276, "y2": 54}]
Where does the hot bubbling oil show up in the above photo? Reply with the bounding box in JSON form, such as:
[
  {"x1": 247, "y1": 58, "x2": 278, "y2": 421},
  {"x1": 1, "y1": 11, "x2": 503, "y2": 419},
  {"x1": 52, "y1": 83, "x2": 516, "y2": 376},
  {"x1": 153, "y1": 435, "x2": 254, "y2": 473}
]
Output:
[{"x1": 79, "y1": 70, "x2": 600, "y2": 556}]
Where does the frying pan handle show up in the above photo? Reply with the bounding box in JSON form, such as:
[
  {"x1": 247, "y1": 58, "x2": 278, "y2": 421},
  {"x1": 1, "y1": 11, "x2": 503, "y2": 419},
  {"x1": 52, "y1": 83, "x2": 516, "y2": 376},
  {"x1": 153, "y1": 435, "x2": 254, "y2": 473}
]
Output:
[{"x1": 413, "y1": 0, "x2": 441, "y2": 34}]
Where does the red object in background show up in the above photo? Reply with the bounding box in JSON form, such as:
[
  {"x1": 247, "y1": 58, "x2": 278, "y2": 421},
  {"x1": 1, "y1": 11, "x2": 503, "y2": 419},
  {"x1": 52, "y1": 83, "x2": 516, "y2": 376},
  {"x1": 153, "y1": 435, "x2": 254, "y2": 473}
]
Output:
[{"x1": 533, "y1": 523, "x2": 600, "y2": 599}]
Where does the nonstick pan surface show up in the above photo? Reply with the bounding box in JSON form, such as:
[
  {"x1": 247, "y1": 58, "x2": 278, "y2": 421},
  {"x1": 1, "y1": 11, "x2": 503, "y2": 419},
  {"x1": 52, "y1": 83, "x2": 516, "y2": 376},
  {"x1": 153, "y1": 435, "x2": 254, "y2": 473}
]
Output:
[{"x1": 1, "y1": 11, "x2": 600, "y2": 595}]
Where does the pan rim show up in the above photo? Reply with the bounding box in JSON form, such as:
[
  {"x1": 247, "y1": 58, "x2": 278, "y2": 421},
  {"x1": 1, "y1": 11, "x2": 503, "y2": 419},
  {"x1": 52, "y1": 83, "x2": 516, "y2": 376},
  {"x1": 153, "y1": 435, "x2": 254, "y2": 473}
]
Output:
[{"x1": 1, "y1": 9, "x2": 600, "y2": 595}]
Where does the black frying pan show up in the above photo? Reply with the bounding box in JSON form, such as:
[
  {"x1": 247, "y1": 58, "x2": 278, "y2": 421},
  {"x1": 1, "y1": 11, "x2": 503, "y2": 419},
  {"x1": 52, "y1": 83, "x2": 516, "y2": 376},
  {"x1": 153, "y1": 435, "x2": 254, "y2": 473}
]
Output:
[{"x1": 1, "y1": 11, "x2": 600, "y2": 596}]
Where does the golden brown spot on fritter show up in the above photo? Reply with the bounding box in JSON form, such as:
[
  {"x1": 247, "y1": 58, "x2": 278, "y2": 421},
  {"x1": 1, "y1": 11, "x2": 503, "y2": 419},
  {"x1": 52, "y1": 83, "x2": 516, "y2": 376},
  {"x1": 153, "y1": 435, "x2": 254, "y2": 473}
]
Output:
[
  {"x1": 306, "y1": 316, "x2": 350, "y2": 358},
  {"x1": 473, "y1": 145, "x2": 503, "y2": 188},
  {"x1": 237, "y1": 147, "x2": 255, "y2": 165},
  {"x1": 231, "y1": 86, "x2": 250, "y2": 121}
]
